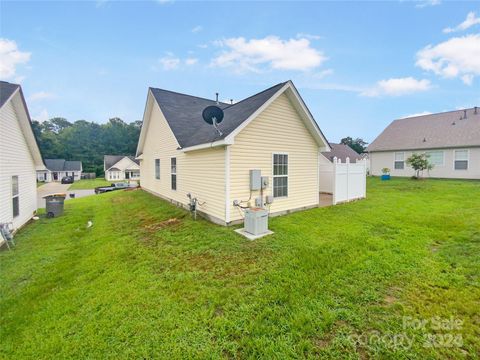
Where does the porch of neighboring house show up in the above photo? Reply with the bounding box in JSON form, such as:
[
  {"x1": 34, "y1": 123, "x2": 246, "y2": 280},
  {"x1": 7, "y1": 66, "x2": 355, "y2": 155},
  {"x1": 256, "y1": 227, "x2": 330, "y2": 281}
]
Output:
[{"x1": 125, "y1": 169, "x2": 140, "y2": 180}]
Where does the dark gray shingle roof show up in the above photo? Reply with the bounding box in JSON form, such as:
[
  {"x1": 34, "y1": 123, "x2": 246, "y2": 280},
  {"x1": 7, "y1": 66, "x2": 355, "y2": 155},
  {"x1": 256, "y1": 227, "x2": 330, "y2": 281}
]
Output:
[
  {"x1": 150, "y1": 82, "x2": 287, "y2": 148},
  {"x1": 322, "y1": 143, "x2": 362, "y2": 163},
  {"x1": 0, "y1": 81, "x2": 20, "y2": 108},
  {"x1": 104, "y1": 155, "x2": 139, "y2": 170},
  {"x1": 44, "y1": 159, "x2": 82, "y2": 171},
  {"x1": 368, "y1": 108, "x2": 480, "y2": 152}
]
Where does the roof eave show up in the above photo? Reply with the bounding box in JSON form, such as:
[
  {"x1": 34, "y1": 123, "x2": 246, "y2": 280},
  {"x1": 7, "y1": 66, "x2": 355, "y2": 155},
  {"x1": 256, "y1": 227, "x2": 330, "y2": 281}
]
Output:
[{"x1": 179, "y1": 138, "x2": 234, "y2": 153}]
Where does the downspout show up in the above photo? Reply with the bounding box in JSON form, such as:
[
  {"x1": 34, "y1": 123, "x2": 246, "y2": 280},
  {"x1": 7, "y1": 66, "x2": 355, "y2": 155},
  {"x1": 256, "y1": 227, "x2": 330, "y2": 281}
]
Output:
[{"x1": 225, "y1": 145, "x2": 231, "y2": 224}]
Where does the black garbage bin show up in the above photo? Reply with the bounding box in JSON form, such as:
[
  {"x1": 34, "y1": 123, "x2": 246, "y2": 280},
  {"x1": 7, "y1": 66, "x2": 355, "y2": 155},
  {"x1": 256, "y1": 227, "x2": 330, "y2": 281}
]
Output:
[{"x1": 44, "y1": 194, "x2": 66, "y2": 218}]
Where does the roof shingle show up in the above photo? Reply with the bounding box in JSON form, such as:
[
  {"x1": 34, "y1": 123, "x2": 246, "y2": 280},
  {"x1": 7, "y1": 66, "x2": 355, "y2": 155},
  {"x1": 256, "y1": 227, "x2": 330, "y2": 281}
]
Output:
[
  {"x1": 368, "y1": 108, "x2": 480, "y2": 152},
  {"x1": 0, "y1": 81, "x2": 20, "y2": 108},
  {"x1": 104, "y1": 155, "x2": 139, "y2": 170},
  {"x1": 44, "y1": 159, "x2": 82, "y2": 171},
  {"x1": 322, "y1": 143, "x2": 362, "y2": 163},
  {"x1": 150, "y1": 82, "x2": 287, "y2": 148}
]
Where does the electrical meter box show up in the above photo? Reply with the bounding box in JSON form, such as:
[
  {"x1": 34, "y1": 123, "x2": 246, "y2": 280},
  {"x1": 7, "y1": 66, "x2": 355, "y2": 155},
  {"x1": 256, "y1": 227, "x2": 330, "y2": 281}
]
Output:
[
  {"x1": 261, "y1": 176, "x2": 269, "y2": 189},
  {"x1": 250, "y1": 169, "x2": 261, "y2": 190},
  {"x1": 244, "y1": 208, "x2": 269, "y2": 235}
]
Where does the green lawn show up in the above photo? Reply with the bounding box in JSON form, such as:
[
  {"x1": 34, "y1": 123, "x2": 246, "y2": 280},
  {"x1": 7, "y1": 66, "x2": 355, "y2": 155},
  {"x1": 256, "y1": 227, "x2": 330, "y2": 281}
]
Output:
[
  {"x1": 68, "y1": 178, "x2": 113, "y2": 190},
  {"x1": 1, "y1": 178, "x2": 479, "y2": 359}
]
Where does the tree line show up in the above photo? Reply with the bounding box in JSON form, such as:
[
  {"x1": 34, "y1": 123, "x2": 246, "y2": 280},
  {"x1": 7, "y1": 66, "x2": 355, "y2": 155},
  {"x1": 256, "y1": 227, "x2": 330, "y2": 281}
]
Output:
[
  {"x1": 32, "y1": 117, "x2": 141, "y2": 175},
  {"x1": 31, "y1": 117, "x2": 367, "y2": 176}
]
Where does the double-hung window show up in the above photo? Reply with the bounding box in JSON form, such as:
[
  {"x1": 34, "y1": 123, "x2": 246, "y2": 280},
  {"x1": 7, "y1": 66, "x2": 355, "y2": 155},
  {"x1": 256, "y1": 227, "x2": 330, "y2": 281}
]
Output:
[
  {"x1": 394, "y1": 152, "x2": 405, "y2": 170},
  {"x1": 155, "y1": 159, "x2": 160, "y2": 179},
  {"x1": 171, "y1": 158, "x2": 177, "y2": 190},
  {"x1": 273, "y1": 154, "x2": 288, "y2": 198},
  {"x1": 12, "y1": 176, "x2": 19, "y2": 218},
  {"x1": 454, "y1": 150, "x2": 468, "y2": 170},
  {"x1": 425, "y1": 150, "x2": 444, "y2": 166}
]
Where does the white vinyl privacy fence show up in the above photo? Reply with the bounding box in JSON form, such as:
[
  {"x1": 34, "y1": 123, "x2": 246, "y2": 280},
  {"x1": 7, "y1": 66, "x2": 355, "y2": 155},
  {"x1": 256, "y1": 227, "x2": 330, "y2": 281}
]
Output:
[{"x1": 319, "y1": 157, "x2": 367, "y2": 204}]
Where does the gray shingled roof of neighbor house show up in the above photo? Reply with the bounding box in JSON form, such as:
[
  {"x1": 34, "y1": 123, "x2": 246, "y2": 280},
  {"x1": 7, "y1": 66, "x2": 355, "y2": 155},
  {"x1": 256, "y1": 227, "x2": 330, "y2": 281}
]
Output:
[
  {"x1": 104, "y1": 155, "x2": 139, "y2": 170},
  {"x1": 44, "y1": 159, "x2": 82, "y2": 171},
  {"x1": 149, "y1": 82, "x2": 288, "y2": 148},
  {"x1": 368, "y1": 107, "x2": 480, "y2": 152},
  {"x1": 322, "y1": 143, "x2": 363, "y2": 163},
  {"x1": 0, "y1": 81, "x2": 20, "y2": 108}
]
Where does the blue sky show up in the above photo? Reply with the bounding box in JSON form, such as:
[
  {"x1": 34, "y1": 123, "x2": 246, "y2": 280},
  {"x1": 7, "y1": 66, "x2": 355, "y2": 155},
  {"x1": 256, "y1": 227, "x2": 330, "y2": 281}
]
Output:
[{"x1": 1, "y1": 0, "x2": 479, "y2": 143}]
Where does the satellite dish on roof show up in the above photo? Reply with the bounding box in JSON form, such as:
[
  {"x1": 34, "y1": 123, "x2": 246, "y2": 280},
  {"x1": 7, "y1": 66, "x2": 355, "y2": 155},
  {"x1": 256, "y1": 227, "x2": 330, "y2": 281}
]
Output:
[{"x1": 202, "y1": 105, "x2": 224, "y2": 136}]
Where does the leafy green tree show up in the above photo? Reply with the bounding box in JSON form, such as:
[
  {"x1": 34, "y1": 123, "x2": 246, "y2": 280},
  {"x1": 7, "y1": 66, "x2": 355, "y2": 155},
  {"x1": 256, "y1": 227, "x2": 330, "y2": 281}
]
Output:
[
  {"x1": 406, "y1": 153, "x2": 433, "y2": 179},
  {"x1": 31, "y1": 116, "x2": 141, "y2": 176},
  {"x1": 340, "y1": 137, "x2": 368, "y2": 154}
]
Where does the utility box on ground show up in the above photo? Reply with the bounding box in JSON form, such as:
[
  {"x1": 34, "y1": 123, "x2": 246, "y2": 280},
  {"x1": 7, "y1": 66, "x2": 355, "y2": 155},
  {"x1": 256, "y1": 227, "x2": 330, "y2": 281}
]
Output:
[{"x1": 244, "y1": 208, "x2": 268, "y2": 235}]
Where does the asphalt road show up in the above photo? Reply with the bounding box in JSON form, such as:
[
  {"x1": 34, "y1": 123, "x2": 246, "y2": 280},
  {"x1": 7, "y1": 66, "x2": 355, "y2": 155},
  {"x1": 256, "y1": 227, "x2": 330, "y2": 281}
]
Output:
[{"x1": 37, "y1": 182, "x2": 95, "y2": 209}]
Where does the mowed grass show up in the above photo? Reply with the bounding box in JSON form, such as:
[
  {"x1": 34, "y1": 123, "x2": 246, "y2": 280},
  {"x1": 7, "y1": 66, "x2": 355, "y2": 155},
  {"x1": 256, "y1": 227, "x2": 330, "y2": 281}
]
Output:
[
  {"x1": 1, "y1": 178, "x2": 479, "y2": 359},
  {"x1": 68, "y1": 178, "x2": 113, "y2": 190}
]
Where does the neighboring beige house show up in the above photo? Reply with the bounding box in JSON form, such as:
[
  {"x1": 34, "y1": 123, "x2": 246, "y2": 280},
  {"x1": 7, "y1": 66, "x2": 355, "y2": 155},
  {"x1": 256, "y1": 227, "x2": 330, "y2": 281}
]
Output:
[
  {"x1": 104, "y1": 155, "x2": 140, "y2": 181},
  {"x1": 37, "y1": 159, "x2": 82, "y2": 182},
  {"x1": 368, "y1": 108, "x2": 480, "y2": 179},
  {"x1": 0, "y1": 81, "x2": 45, "y2": 236},
  {"x1": 136, "y1": 81, "x2": 331, "y2": 225}
]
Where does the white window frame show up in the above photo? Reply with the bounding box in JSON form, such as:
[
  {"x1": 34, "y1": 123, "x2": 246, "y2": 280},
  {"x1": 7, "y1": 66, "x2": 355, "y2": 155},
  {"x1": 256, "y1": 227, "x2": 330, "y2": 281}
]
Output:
[
  {"x1": 394, "y1": 152, "x2": 405, "y2": 170},
  {"x1": 12, "y1": 176, "x2": 19, "y2": 218},
  {"x1": 171, "y1": 157, "x2": 177, "y2": 191},
  {"x1": 272, "y1": 152, "x2": 288, "y2": 199},
  {"x1": 155, "y1": 159, "x2": 160, "y2": 180},
  {"x1": 425, "y1": 150, "x2": 444, "y2": 167},
  {"x1": 453, "y1": 149, "x2": 469, "y2": 171}
]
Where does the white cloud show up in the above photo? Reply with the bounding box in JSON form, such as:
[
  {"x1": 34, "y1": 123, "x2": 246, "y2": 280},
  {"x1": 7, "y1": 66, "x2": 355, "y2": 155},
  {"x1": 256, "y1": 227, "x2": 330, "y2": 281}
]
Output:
[
  {"x1": 443, "y1": 11, "x2": 480, "y2": 33},
  {"x1": 361, "y1": 77, "x2": 432, "y2": 97},
  {"x1": 415, "y1": 0, "x2": 441, "y2": 8},
  {"x1": 416, "y1": 34, "x2": 480, "y2": 85},
  {"x1": 29, "y1": 91, "x2": 56, "y2": 102},
  {"x1": 191, "y1": 25, "x2": 203, "y2": 33},
  {"x1": 158, "y1": 54, "x2": 180, "y2": 70},
  {"x1": 0, "y1": 38, "x2": 31, "y2": 79},
  {"x1": 296, "y1": 33, "x2": 322, "y2": 40},
  {"x1": 185, "y1": 58, "x2": 198, "y2": 65},
  {"x1": 401, "y1": 111, "x2": 433, "y2": 118},
  {"x1": 33, "y1": 109, "x2": 49, "y2": 122},
  {"x1": 211, "y1": 36, "x2": 327, "y2": 73}
]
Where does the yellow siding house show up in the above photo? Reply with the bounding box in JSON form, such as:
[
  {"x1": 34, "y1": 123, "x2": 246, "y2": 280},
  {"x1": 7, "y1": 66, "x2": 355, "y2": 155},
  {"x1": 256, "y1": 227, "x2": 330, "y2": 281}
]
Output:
[{"x1": 136, "y1": 81, "x2": 331, "y2": 225}]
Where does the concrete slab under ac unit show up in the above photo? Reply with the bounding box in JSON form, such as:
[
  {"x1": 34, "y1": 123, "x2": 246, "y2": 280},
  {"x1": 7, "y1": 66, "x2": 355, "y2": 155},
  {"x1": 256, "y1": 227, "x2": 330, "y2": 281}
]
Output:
[{"x1": 234, "y1": 228, "x2": 274, "y2": 240}]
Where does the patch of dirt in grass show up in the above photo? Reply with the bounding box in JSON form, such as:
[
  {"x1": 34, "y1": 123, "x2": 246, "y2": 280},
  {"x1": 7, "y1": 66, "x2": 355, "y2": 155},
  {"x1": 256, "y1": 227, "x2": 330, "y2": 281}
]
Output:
[
  {"x1": 144, "y1": 218, "x2": 182, "y2": 232},
  {"x1": 312, "y1": 320, "x2": 350, "y2": 350},
  {"x1": 383, "y1": 286, "x2": 401, "y2": 306},
  {"x1": 111, "y1": 196, "x2": 128, "y2": 204},
  {"x1": 370, "y1": 224, "x2": 401, "y2": 240},
  {"x1": 180, "y1": 249, "x2": 273, "y2": 280}
]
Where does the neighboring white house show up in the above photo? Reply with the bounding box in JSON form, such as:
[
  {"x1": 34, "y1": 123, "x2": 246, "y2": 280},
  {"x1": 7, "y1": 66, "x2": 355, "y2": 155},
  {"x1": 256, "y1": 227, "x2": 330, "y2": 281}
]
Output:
[
  {"x1": 368, "y1": 108, "x2": 480, "y2": 179},
  {"x1": 104, "y1": 155, "x2": 140, "y2": 181},
  {"x1": 37, "y1": 159, "x2": 83, "y2": 182},
  {"x1": 0, "y1": 81, "x2": 45, "y2": 236},
  {"x1": 136, "y1": 80, "x2": 337, "y2": 225}
]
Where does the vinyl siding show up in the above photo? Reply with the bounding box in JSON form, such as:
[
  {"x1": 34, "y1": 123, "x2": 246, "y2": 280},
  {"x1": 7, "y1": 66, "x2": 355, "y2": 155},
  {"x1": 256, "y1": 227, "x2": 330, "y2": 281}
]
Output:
[
  {"x1": 139, "y1": 101, "x2": 226, "y2": 223},
  {"x1": 370, "y1": 148, "x2": 480, "y2": 179},
  {"x1": 229, "y1": 93, "x2": 319, "y2": 222},
  {"x1": 0, "y1": 98, "x2": 37, "y2": 231}
]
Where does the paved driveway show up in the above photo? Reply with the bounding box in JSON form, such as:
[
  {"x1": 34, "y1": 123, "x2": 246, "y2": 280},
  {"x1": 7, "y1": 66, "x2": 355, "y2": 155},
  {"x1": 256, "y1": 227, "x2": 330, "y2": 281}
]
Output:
[{"x1": 37, "y1": 183, "x2": 95, "y2": 209}]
